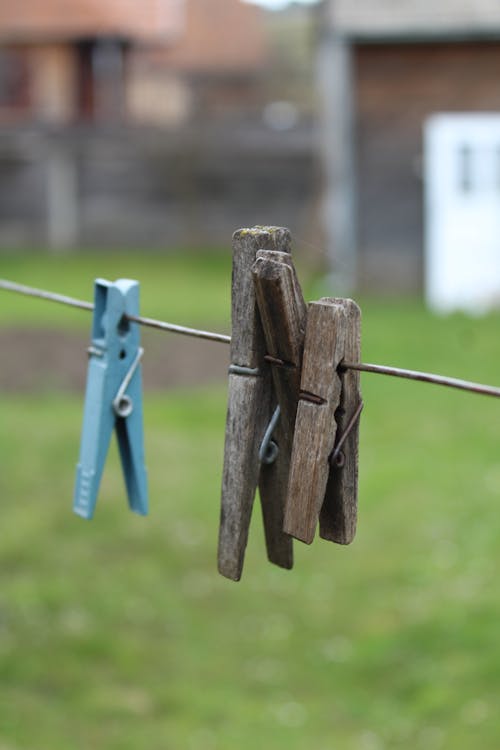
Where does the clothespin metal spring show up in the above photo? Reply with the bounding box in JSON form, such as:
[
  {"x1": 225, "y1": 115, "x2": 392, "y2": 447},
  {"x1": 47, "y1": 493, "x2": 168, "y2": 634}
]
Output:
[
  {"x1": 259, "y1": 405, "x2": 281, "y2": 465},
  {"x1": 330, "y1": 400, "x2": 364, "y2": 468},
  {"x1": 112, "y1": 347, "x2": 144, "y2": 418}
]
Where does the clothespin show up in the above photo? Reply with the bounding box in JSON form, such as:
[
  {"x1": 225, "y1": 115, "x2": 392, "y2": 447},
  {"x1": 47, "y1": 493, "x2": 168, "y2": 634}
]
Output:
[
  {"x1": 285, "y1": 298, "x2": 362, "y2": 545},
  {"x1": 218, "y1": 227, "x2": 295, "y2": 581},
  {"x1": 73, "y1": 279, "x2": 148, "y2": 520},
  {"x1": 252, "y1": 247, "x2": 307, "y2": 555}
]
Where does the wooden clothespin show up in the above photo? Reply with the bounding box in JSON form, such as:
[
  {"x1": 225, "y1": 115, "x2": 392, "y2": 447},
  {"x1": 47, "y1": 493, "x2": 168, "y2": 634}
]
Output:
[
  {"x1": 252, "y1": 247, "x2": 307, "y2": 557},
  {"x1": 218, "y1": 227, "x2": 296, "y2": 581},
  {"x1": 74, "y1": 279, "x2": 148, "y2": 520},
  {"x1": 285, "y1": 297, "x2": 361, "y2": 545}
]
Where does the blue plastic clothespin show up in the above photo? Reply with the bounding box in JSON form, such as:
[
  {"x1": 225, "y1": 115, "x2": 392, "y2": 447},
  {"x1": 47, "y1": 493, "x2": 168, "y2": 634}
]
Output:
[{"x1": 73, "y1": 278, "x2": 148, "y2": 519}]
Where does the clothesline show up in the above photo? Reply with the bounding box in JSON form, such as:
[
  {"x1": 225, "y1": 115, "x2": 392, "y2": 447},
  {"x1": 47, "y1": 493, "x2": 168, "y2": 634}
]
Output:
[
  {"x1": 2, "y1": 277, "x2": 500, "y2": 400},
  {"x1": 0, "y1": 278, "x2": 231, "y2": 344}
]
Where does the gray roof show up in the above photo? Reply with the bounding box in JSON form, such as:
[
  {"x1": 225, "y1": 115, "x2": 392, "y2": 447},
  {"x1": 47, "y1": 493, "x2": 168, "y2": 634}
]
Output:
[{"x1": 328, "y1": 0, "x2": 500, "y2": 38}]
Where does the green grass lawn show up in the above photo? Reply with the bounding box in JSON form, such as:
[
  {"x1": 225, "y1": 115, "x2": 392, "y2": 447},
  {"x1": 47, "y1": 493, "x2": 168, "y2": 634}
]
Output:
[
  {"x1": 0, "y1": 250, "x2": 233, "y2": 331},
  {"x1": 1, "y1": 252, "x2": 500, "y2": 749}
]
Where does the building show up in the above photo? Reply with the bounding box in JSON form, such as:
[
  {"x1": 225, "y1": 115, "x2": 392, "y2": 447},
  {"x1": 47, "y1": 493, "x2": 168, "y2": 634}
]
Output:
[
  {"x1": 319, "y1": 0, "x2": 500, "y2": 295},
  {"x1": 0, "y1": 0, "x2": 294, "y2": 250},
  {"x1": 0, "y1": 0, "x2": 183, "y2": 124},
  {"x1": 127, "y1": 0, "x2": 268, "y2": 125}
]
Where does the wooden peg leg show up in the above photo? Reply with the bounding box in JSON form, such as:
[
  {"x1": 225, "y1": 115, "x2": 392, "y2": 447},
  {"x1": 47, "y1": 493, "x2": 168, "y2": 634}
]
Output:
[
  {"x1": 219, "y1": 368, "x2": 272, "y2": 579},
  {"x1": 258, "y1": 426, "x2": 293, "y2": 568}
]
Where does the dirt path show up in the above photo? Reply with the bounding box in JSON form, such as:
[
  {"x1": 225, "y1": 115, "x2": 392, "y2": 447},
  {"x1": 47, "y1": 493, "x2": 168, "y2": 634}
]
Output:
[{"x1": 0, "y1": 328, "x2": 229, "y2": 392}]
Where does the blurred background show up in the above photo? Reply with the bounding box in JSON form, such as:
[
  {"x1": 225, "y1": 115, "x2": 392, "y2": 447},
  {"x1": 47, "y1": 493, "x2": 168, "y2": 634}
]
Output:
[
  {"x1": 0, "y1": 0, "x2": 318, "y2": 256},
  {"x1": 2, "y1": 1, "x2": 500, "y2": 748},
  {"x1": 3, "y1": 0, "x2": 500, "y2": 304}
]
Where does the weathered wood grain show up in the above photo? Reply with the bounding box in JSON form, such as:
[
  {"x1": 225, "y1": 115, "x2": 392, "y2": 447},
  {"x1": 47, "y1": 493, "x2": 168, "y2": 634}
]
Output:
[
  {"x1": 319, "y1": 298, "x2": 361, "y2": 544},
  {"x1": 252, "y1": 250, "x2": 307, "y2": 570},
  {"x1": 218, "y1": 226, "x2": 292, "y2": 581},
  {"x1": 252, "y1": 250, "x2": 306, "y2": 445},
  {"x1": 230, "y1": 228, "x2": 291, "y2": 367},
  {"x1": 284, "y1": 299, "x2": 348, "y2": 544},
  {"x1": 219, "y1": 369, "x2": 272, "y2": 579}
]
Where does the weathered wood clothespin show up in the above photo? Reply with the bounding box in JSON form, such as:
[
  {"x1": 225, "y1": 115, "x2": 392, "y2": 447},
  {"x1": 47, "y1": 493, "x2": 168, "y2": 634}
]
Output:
[
  {"x1": 252, "y1": 248, "x2": 307, "y2": 560},
  {"x1": 218, "y1": 227, "x2": 296, "y2": 581},
  {"x1": 285, "y1": 298, "x2": 361, "y2": 545}
]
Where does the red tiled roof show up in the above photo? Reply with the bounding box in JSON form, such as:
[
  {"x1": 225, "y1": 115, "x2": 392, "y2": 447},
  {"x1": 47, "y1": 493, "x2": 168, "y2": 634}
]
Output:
[
  {"x1": 0, "y1": 0, "x2": 183, "y2": 42},
  {"x1": 157, "y1": 0, "x2": 267, "y2": 73}
]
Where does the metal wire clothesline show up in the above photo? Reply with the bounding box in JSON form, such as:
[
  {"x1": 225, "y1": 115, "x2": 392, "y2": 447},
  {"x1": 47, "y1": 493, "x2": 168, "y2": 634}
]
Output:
[{"x1": 2, "y1": 277, "x2": 500, "y2": 400}]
